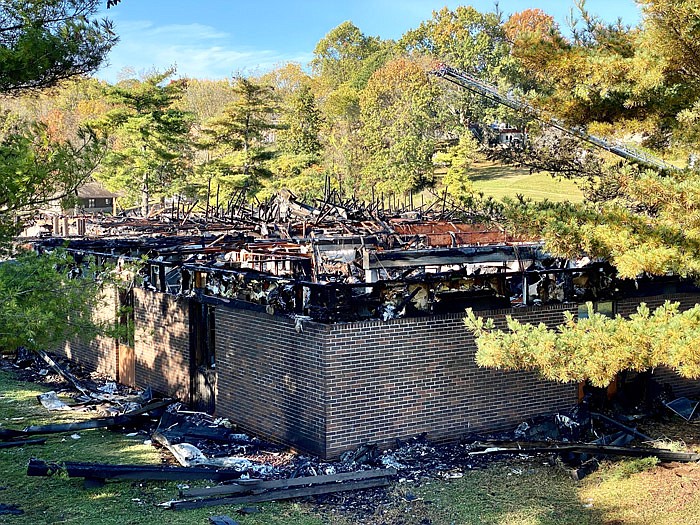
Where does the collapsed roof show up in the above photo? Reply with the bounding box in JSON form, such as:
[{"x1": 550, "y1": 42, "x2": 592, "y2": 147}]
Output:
[{"x1": 28, "y1": 190, "x2": 697, "y2": 322}]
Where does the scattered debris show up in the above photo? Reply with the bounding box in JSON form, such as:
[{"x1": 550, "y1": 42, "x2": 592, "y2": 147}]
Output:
[
  {"x1": 570, "y1": 458, "x2": 600, "y2": 481},
  {"x1": 468, "y1": 441, "x2": 700, "y2": 463},
  {"x1": 36, "y1": 391, "x2": 73, "y2": 411},
  {"x1": 27, "y1": 459, "x2": 245, "y2": 486},
  {"x1": 590, "y1": 411, "x2": 653, "y2": 442},
  {"x1": 7, "y1": 350, "x2": 700, "y2": 520},
  {"x1": 236, "y1": 506, "x2": 261, "y2": 515},
  {"x1": 18, "y1": 399, "x2": 172, "y2": 437},
  {"x1": 664, "y1": 397, "x2": 700, "y2": 422},
  {"x1": 209, "y1": 516, "x2": 239, "y2": 525},
  {"x1": 168, "y1": 468, "x2": 396, "y2": 510},
  {"x1": 180, "y1": 468, "x2": 397, "y2": 499},
  {"x1": 35, "y1": 349, "x2": 90, "y2": 398},
  {"x1": 148, "y1": 405, "x2": 287, "y2": 474}
]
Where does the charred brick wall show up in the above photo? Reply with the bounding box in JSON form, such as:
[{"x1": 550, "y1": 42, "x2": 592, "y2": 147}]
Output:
[
  {"x1": 324, "y1": 304, "x2": 580, "y2": 458},
  {"x1": 616, "y1": 293, "x2": 700, "y2": 398},
  {"x1": 55, "y1": 285, "x2": 119, "y2": 378},
  {"x1": 215, "y1": 308, "x2": 328, "y2": 457},
  {"x1": 133, "y1": 288, "x2": 190, "y2": 400}
]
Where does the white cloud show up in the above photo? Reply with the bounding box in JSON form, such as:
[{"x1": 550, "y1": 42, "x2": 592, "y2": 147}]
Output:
[{"x1": 96, "y1": 20, "x2": 311, "y2": 82}]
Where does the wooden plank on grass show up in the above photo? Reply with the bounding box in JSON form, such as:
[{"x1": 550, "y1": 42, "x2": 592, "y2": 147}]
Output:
[
  {"x1": 171, "y1": 477, "x2": 391, "y2": 510},
  {"x1": 181, "y1": 468, "x2": 397, "y2": 498}
]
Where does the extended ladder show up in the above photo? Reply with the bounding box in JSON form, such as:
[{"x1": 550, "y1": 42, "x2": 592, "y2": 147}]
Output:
[{"x1": 432, "y1": 64, "x2": 677, "y2": 172}]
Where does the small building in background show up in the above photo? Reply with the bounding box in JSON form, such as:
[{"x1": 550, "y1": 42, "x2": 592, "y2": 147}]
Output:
[
  {"x1": 41, "y1": 181, "x2": 119, "y2": 216},
  {"x1": 69, "y1": 182, "x2": 119, "y2": 215},
  {"x1": 489, "y1": 123, "x2": 527, "y2": 147}
]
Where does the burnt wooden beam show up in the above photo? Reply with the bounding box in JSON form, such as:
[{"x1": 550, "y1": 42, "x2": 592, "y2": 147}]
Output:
[
  {"x1": 362, "y1": 245, "x2": 539, "y2": 269},
  {"x1": 180, "y1": 468, "x2": 397, "y2": 498},
  {"x1": 590, "y1": 412, "x2": 653, "y2": 442},
  {"x1": 27, "y1": 459, "x2": 243, "y2": 482},
  {"x1": 36, "y1": 349, "x2": 90, "y2": 397},
  {"x1": 170, "y1": 477, "x2": 391, "y2": 510},
  {"x1": 0, "y1": 438, "x2": 46, "y2": 449},
  {"x1": 0, "y1": 428, "x2": 27, "y2": 441},
  {"x1": 21, "y1": 399, "x2": 172, "y2": 436},
  {"x1": 469, "y1": 441, "x2": 700, "y2": 463}
]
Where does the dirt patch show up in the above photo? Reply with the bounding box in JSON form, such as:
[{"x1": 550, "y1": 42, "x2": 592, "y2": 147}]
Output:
[{"x1": 643, "y1": 462, "x2": 700, "y2": 512}]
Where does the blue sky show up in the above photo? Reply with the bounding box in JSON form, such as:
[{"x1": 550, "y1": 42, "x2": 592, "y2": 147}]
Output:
[{"x1": 96, "y1": 1, "x2": 642, "y2": 82}]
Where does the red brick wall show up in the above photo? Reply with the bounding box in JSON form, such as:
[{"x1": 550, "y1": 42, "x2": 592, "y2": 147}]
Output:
[
  {"x1": 133, "y1": 289, "x2": 191, "y2": 400},
  {"x1": 215, "y1": 308, "x2": 328, "y2": 457},
  {"x1": 324, "y1": 304, "x2": 580, "y2": 457},
  {"x1": 55, "y1": 285, "x2": 118, "y2": 378},
  {"x1": 54, "y1": 287, "x2": 700, "y2": 458},
  {"x1": 214, "y1": 303, "x2": 581, "y2": 459}
]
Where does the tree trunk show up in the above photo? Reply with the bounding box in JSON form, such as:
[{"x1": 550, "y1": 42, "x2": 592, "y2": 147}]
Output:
[{"x1": 142, "y1": 172, "x2": 149, "y2": 216}]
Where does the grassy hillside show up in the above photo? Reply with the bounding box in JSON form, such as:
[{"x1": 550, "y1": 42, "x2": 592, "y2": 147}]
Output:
[{"x1": 470, "y1": 159, "x2": 585, "y2": 203}]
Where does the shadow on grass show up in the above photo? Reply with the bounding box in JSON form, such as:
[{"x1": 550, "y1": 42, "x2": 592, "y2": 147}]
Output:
[
  {"x1": 468, "y1": 161, "x2": 528, "y2": 182},
  {"x1": 416, "y1": 461, "x2": 606, "y2": 525}
]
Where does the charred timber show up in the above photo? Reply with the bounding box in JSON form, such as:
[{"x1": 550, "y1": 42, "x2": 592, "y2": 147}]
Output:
[
  {"x1": 171, "y1": 477, "x2": 392, "y2": 510},
  {"x1": 27, "y1": 459, "x2": 244, "y2": 482},
  {"x1": 469, "y1": 441, "x2": 700, "y2": 462},
  {"x1": 180, "y1": 468, "x2": 397, "y2": 498}
]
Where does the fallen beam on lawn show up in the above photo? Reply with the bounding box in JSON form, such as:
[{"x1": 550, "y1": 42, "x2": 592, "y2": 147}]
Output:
[
  {"x1": 36, "y1": 349, "x2": 90, "y2": 398},
  {"x1": 21, "y1": 399, "x2": 172, "y2": 436},
  {"x1": 27, "y1": 459, "x2": 243, "y2": 482},
  {"x1": 0, "y1": 438, "x2": 46, "y2": 449},
  {"x1": 469, "y1": 441, "x2": 700, "y2": 463},
  {"x1": 170, "y1": 477, "x2": 391, "y2": 510},
  {"x1": 180, "y1": 467, "x2": 397, "y2": 498},
  {"x1": 0, "y1": 428, "x2": 27, "y2": 441}
]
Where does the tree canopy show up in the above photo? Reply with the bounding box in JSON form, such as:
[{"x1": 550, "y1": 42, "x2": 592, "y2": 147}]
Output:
[
  {"x1": 0, "y1": 0, "x2": 118, "y2": 352},
  {"x1": 94, "y1": 69, "x2": 193, "y2": 212},
  {"x1": 0, "y1": 0, "x2": 117, "y2": 240},
  {"x1": 462, "y1": 0, "x2": 700, "y2": 387},
  {"x1": 0, "y1": 0, "x2": 117, "y2": 94},
  {"x1": 4, "y1": 0, "x2": 700, "y2": 383}
]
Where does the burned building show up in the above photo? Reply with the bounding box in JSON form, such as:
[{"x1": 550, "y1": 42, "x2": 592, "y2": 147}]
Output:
[{"x1": 33, "y1": 190, "x2": 700, "y2": 458}]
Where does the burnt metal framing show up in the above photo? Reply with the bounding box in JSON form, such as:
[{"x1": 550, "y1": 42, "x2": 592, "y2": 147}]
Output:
[{"x1": 35, "y1": 236, "x2": 700, "y2": 324}]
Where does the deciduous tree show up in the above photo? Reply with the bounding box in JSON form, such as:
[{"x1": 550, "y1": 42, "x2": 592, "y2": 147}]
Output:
[{"x1": 359, "y1": 57, "x2": 441, "y2": 196}]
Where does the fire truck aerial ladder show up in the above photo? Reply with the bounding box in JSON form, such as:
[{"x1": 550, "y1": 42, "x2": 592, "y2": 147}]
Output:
[{"x1": 432, "y1": 64, "x2": 678, "y2": 172}]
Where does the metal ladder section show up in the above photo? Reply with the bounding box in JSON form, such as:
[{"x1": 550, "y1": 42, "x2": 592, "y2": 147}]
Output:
[{"x1": 432, "y1": 64, "x2": 677, "y2": 172}]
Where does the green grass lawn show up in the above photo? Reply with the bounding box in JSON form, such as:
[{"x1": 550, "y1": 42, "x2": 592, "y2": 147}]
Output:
[
  {"x1": 470, "y1": 159, "x2": 585, "y2": 203},
  {"x1": 2, "y1": 367, "x2": 700, "y2": 524},
  {"x1": 0, "y1": 369, "x2": 322, "y2": 525}
]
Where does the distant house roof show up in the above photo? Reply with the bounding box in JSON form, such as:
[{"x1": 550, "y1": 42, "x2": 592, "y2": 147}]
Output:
[{"x1": 75, "y1": 182, "x2": 120, "y2": 199}]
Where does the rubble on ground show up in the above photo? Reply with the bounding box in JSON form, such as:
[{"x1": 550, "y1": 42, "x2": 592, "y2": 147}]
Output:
[{"x1": 4, "y1": 349, "x2": 700, "y2": 523}]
